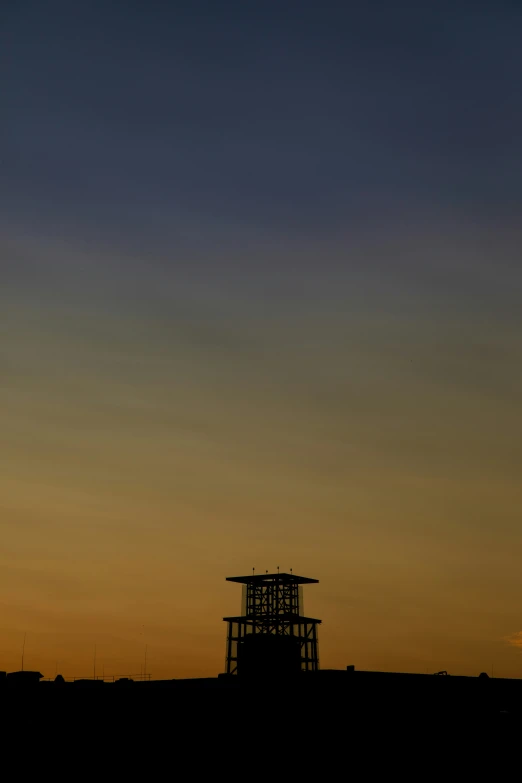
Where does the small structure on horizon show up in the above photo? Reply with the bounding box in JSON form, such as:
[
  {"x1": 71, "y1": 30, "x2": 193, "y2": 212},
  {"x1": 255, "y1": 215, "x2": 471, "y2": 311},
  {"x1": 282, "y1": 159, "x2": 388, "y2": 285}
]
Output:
[
  {"x1": 223, "y1": 571, "x2": 321, "y2": 677},
  {"x1": 6, "y1": 670, "x2": 43, "y2": 685}
]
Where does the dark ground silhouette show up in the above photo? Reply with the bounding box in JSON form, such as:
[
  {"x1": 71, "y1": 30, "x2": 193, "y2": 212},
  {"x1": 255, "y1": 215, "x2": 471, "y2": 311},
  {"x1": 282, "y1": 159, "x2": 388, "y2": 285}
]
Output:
[{"x1": 3, "y1": 572, "x2": 520, "y2": 754}]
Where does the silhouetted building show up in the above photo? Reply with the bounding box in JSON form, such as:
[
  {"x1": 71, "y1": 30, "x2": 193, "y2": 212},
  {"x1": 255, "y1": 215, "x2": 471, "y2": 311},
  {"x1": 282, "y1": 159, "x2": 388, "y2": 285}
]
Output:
[
  {"x1": 6, "y1": 670, "x2": 43, "y2": 685},
  {"x1": 223, "y1": 571, "x2": 321, "y2": 677}
]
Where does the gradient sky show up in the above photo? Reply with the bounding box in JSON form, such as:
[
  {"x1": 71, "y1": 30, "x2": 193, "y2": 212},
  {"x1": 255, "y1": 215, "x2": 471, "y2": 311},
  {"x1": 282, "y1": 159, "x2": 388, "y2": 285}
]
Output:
[{"x1": 2, "y1": 1, "x2": 522, "y2": 680}]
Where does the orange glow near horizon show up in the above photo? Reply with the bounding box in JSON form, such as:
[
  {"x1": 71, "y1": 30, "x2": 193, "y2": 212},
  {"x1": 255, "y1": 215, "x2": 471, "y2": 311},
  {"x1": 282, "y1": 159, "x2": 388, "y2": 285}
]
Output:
[{"x1": 2, "y1": 227, "x2": 522, "y2": 681}]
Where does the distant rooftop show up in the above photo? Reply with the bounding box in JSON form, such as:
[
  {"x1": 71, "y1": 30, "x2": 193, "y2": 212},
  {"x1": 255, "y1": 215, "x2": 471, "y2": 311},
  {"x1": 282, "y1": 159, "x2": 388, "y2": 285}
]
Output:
[{"x1": 226, "y1": 572, "x2": 318, "y2": 585}]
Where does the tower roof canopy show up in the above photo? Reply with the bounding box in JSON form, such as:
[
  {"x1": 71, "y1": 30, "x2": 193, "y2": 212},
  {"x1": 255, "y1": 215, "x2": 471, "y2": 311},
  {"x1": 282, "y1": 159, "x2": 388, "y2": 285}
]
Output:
[
  {"x1": 223, "y1": 614, "x2": 321, "y2": 624},
  {"x1": 226, "y1": 572, "x2": 318, "y2": 585}
]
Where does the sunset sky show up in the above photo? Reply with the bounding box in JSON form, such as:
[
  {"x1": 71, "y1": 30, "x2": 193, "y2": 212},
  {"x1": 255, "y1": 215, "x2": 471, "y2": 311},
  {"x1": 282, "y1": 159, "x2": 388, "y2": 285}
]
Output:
[{"x1": 2, "y1": 1, "x2": 522, "y2": 680}]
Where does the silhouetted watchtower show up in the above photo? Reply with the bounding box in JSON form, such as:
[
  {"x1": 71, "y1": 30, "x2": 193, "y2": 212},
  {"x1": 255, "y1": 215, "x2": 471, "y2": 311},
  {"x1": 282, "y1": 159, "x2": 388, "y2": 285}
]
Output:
[{"x1": 223, "y1": 571, "x2": 321, "y2": 677}]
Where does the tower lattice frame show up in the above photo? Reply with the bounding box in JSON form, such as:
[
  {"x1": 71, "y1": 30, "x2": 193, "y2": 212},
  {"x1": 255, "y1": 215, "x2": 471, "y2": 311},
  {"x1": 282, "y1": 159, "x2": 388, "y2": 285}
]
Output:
[{"x1": 223, "y1": 572, "x2": 321, "y2": 675}]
